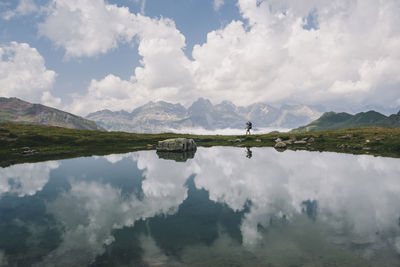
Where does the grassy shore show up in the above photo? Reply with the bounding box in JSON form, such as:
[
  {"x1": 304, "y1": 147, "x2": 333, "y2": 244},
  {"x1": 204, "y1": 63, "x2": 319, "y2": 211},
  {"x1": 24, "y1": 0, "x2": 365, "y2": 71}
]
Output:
[{"x1": 1, "y1": 123, "x2": 400, "y2": 167}]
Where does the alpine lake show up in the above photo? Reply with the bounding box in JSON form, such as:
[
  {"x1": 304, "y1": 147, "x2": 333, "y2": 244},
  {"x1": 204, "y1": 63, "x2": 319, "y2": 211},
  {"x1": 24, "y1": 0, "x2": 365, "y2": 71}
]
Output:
[{"x1": 1, "y1": 146, "x2": 400, "y2": 266}]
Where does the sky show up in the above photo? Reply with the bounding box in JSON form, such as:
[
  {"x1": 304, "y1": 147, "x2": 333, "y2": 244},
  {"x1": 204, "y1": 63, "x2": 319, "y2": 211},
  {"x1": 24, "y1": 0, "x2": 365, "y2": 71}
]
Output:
[{"x1": 0, "y1": 0, "x2": 400, "y2": 116}]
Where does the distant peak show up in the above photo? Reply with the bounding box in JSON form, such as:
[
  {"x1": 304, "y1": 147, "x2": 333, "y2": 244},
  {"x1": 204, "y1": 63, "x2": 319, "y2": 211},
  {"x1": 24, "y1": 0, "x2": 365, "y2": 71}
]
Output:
[
  {"x1": 1, "y1": 96, "x2": 24, "y2": 102},
  {"x1": 220, "y1": 100, "x2": 234, "y2": 105},
  {"x1": 189, "y1": 98, "x2": 213, "y2": 108},
  {"x1": 322, "y1": 111, "x2": 337, "y2": 116},
  {"x1": 193, "y1": 98, "x2": 212, "y2": 104}
]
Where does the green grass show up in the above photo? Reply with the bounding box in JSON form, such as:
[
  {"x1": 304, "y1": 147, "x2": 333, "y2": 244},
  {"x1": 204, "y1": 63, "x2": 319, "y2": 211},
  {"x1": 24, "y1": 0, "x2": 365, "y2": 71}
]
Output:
[{"x1": 1, "y1": 123, "x2": 400, "y2": 167}]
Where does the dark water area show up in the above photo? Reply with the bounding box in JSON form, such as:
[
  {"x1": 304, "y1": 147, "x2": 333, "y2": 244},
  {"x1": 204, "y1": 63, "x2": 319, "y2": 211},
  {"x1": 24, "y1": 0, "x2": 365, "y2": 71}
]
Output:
[{"x1": 1, "y1": 147, "x2": 400, "y2": 266}]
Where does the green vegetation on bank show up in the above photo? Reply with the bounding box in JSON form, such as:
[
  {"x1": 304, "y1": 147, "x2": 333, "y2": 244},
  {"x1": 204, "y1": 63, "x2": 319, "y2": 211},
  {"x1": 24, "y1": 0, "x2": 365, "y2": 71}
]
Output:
[
  {"x1": 1, "y1": 122, "x2": 400, "y2": 167},
  {"x1": 292, "y1": 110, "x2": 400, "y2": 133},
  {"x1": 0, "y1": 97, "x2": 104, "y2": 131}
]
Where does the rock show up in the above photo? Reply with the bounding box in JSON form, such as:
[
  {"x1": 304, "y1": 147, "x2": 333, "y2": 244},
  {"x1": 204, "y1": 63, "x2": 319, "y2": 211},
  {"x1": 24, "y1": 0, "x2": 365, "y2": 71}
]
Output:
[
  {"x1": 21, "y1": 149, "x2": 37, "y2": 155},
  {"x1": 229, "y1": 139, "x2": 243, "y2": 143},
  {"x1": 294, "y1": 140, "x2": 307, "y2": 144},
  {"x1": 275, "y1": 138, "x2": 282, "y2": 143},
  {"x1": 146, "y1": 144, "x2": 153, "y2": 149},
  {"x1": 338, "y1": 134, "x2": 353, "y2": 139},
  {"x1": 308, "y1": 137, "x2": 315, "y2": 142},
  {"x1": 289, "y1": 135, "x2": 297, "y2": 141},
  {"x1": 283, "y1": 140, "x2": 292, "y2": 145},
  {"x1": 255, "y1": 139, "x2": 262, "y2": 142},
  {"x1": 274, "y1": 141, "x2": 287, "y2": 149},
  {"x1": 21, "y1": 146, "x2": 37, "y2": 155},
  {"x1": 156, "y1": 138, "x2": 197, "y2": 152},
  {"x1": 157, "y1": 150, "x2": 196, "y2": 162}
]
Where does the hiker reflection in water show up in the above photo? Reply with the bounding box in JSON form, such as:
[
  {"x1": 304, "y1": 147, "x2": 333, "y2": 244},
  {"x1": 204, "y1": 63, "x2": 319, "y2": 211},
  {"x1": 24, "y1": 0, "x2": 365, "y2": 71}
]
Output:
[
  {"x1": 246, "y1": 147, "x2": 252, "y2": 159},
  {"x1": 246, "y1": 121, "x2": 252, "y2": 135}
]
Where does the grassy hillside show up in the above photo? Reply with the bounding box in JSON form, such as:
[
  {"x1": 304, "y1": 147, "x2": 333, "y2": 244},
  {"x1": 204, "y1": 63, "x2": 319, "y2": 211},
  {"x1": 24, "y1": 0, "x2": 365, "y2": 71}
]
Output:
[
  {"x1": 1, "y1": 123, "x2": 400, "y2": 167},
  {"x1": 292, "y1": 110, "x2": 400, "y2": 132},
  {"x1": 0, "y1": 97, "x2": 104, "y2": 131}
]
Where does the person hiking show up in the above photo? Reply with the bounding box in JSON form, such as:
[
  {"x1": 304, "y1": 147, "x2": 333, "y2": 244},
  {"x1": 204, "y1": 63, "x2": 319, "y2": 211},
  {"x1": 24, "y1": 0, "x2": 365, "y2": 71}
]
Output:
[{"x1": 246, "y1": 121, "x2": 252, "y2": 135}]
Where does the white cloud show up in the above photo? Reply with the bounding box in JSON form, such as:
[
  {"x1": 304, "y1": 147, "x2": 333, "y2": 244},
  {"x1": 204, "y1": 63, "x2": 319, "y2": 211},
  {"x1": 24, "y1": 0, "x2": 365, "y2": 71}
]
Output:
[
  {"x1": 191, "y1": 0, "x2": 400, "y2": 108},
  {"x1": 0, "y1": 42, "x2": 57, "y2": 104},
  {"x1": 2, "y1": 0, "x2": 38, "y2": 20},
  {"x1": 0, "y1": 161, "x2": 59, "y2": 197},
  {"x1": 67, "y1": 74, "x2": 143, "y2": 115},
  {"x1": 19, "y1": 148, "x2": 400, "y2": 264},
  {"x1": 39, "y1": 0, "x2": 400, "y2": 114},
  {"x1": 186, "y1": 147, "x2": 400, "y2": 248},
  {"x1": 65, "y1": 14, "x2": 194, "y2": 114},
  {"x1": 41, "y1": 90, "x2": 61, "y2": 107},
  {"x1": 213, "y1": 0, "x2": 224, "y2": 11},
  {"x1": 40, "y1": 151, "x2": 191, "y2": 266},
  {"x1": 162, "y1": 126, "x2": 290, "y2": 135},
  {"x1": 38, "y1": 0, "x2": 139, "y2": 58}
]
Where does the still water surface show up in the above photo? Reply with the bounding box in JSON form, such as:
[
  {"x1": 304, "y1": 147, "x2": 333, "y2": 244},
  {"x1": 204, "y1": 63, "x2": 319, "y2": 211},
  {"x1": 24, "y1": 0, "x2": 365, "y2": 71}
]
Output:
[{"x1": 1, "y1": 147, "x2": 400, "y2": 266}]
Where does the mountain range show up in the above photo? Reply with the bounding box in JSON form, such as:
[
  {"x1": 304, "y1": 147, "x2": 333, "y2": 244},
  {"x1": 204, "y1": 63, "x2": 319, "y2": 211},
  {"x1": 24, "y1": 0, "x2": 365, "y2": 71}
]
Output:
[
  {"x1": 292, "y1": 110, "x2": 400, "y2": 132},
  {"x1": 4, "y1": 97, "x2": 398, "y2": 134},
  {"x1": 0, "y1": 97, "x2": 104, "y2": 131},
  {"x1": 86, "y1": 98, "x2": 323, "y2": 133}
]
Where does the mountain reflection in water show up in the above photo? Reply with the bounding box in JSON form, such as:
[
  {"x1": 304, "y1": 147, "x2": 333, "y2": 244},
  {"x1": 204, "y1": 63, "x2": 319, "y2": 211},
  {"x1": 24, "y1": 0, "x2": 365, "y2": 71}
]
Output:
[{"x1": 1, "y1": 147, "x2": 400, "y2": 266}]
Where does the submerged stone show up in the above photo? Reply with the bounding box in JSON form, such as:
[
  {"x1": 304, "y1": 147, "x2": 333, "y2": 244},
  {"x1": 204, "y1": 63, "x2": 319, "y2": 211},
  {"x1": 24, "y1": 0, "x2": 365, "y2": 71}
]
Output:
[
  {"x1": 274, "y1": 141, "x2": 287, "y2": 149},
  {"x1": 156, "y1": 150, "x2": 196, "y2": 162}
]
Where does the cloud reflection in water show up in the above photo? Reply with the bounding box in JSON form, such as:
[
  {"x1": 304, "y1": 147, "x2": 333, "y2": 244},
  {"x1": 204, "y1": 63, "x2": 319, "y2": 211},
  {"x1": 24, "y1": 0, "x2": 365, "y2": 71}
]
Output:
[{"x1": 2, "y1": 147, "x2": 400, "y2": 266}]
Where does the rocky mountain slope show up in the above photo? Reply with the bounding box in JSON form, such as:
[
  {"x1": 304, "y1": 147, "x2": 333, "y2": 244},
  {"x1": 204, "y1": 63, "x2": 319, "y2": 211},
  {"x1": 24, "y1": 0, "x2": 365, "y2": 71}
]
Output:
[
  {"x1": 0, "y1": 97, "x2": 104, "y2": 131},
  {"x1": 86, "y1": 98, "x2": 323, "y2": 133},
  {"x1": 292, "y1": 110, "x2": 400, "y2": 133}
]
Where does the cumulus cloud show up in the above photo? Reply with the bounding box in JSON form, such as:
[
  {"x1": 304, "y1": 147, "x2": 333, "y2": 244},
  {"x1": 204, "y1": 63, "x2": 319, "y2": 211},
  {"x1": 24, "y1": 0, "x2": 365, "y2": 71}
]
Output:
[
  {"x1": 65, "y1": 13, "x2": 194, "y2": 114},
  {"x1": 67, "y1": 74, "x2": 142, "y2": 115},
  {"x1": 0, "y1": 42, "x2": 57, "y2": 104},
  {"x1": 40, "y1": 151, "x2": 191, "y2": 266},
  {"x1": 38, "y1": 0, "x2": 139, "y2": 58},
  {"x1": 19, "y1": 148, "x2": 400, "y2": 264},
  {"x1": 191, "y1": 148, "x2": 400, "y2": 245},
  {"x1": 191, "y1": 0, "x2": 400, "y2": 108},
  {"x1": 2, "y1": 0, "x2": 38, "y2": 20},
  {"x1": 2, "y1": 148, "x2": 397, "y2": 264},
  {"x1": 41, "y1": 90, "x2": 61, "y2": 107},
  {"x1": 0, "y1": 161, "x2": 59, "y2": 197},
  {"x1": 38, "y1": 0, "x2": 400, "y2": 114}
]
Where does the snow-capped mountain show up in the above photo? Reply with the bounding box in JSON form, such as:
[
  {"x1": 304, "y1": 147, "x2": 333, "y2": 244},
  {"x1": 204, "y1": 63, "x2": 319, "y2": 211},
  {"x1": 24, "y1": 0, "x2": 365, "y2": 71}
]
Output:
[{"x1": 86, "y1": 98, "x2": 323, "y2": 133}]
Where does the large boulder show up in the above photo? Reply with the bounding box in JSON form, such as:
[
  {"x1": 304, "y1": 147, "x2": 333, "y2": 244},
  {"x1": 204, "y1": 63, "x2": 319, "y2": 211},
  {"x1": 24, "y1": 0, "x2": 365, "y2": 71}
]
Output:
[
  {"x1": 156, "y1": 138, "x2": 197, "y2": 152},
  {"x1": 274, "y1": 141, "x2": 287, "y2": 149}
]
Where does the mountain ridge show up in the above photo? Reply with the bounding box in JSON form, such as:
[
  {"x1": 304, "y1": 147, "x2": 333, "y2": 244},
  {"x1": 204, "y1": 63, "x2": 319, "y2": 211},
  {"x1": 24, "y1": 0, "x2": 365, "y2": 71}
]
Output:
[
  {"x1": 291, "y1": 110, "x2": 400, "y2": 132},
  {"x1": 86, "y1": 98, "x2": 323, "y2": 133},
  {"x1": 0, "y1": 97, "x2": 104, "y2": 131}
]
